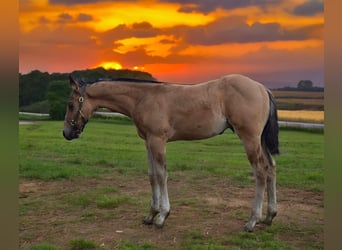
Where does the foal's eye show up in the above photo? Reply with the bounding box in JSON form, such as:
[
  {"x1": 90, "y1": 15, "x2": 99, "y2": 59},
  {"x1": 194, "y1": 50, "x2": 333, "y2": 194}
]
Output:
[{"x1": 68, "y1": 102, "x2": 74, "y2": 109}]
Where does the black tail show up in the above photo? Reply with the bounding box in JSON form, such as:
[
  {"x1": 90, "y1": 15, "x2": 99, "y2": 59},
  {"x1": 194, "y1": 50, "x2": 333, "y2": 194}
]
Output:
[{"x1": 262, "y1": 90, "x2": 280, "y2": 155}]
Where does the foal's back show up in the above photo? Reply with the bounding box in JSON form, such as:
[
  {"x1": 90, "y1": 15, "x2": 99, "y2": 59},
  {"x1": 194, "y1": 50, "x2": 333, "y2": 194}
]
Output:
[{"x1": 133, "y1": 74, "x2": 269, "y2": 142}]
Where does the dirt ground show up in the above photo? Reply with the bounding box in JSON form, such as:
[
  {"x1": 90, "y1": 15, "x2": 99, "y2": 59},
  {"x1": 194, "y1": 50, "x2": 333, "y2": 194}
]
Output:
[{"x1": 19, "y1": 173, "x2": 323, "y2": 249}]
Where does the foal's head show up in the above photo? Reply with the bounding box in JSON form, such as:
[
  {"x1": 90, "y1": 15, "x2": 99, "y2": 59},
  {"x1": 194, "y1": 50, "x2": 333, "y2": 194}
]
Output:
[{"x1": 63, "y1": 76, "x2": 93, "y2": 140}]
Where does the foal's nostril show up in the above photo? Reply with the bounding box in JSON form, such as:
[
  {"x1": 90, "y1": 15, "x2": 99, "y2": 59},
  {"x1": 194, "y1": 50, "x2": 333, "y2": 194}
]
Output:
[{"x1": 63, "y1": 130, "x2": 72, "y2": 140}]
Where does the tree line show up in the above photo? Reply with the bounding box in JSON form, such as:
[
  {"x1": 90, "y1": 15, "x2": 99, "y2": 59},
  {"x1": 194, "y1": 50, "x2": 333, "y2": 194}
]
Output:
[
  {"x1": 19, "y1": 67, "x2": 157, "y2": 119},
  {"x1": 275, "y1": 80, "x2": 324, "y2": 92}
]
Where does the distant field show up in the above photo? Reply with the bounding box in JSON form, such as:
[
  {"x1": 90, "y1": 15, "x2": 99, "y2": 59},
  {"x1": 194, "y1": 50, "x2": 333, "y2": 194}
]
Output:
[
  {"x1": 278, "y1": 110, "x2": 324, "y2": 123},
  {"x1": 272, "y1": 91, "x2": 324, "y2": 99},
  {"x1": 272, "y1": 90, "x2": 324, "y2": 111}
]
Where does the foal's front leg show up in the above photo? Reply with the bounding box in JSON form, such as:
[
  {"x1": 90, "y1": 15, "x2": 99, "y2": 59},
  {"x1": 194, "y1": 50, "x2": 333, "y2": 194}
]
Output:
[{"x1": 143, "y1": 136, "x2": 170, "y2": 228}]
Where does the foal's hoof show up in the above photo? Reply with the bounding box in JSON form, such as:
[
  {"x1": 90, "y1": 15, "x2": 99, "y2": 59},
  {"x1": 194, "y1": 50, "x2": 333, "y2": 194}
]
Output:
[
  {"x1": 244, "y1": 218, "x2": 258, "y2": 232},
  {"x1": 143, "y1": 212, "x2": 170, "y2": 228},
  {"x1": 263, "y1": 212, "x2": 277, "y2": 225},
  {"x1": 154, "y1": 218, "x2": 165, "y2": 228},
  {"x1": 244, "y1": 223, "x2": 255, "y2": 232},
  {"x1": 143, "y1": 218, "x2": 153, "y2": 225},
  {"x1": 143, "y1": 214, "x2": 155, "y2": 225},
  {"x1": 154, "y1": 212, "x2": 170, "y2": 228}
]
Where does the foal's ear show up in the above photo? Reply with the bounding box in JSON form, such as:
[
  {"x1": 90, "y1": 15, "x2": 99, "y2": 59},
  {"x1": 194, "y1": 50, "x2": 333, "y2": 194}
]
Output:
[{"x1": 69, "y1": 75, "x2": 81, "y2": 91}]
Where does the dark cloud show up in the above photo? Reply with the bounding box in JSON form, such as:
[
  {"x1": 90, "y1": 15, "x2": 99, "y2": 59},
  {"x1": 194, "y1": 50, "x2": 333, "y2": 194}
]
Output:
[
  {"x1": 57, "y1": 13, "x2": 73, "y2": 23},
  {"x1": 169, "y1": 16, "x2": 323, "y2": 45},
  {"x1": 234, "y1": 45, "x2": 324, "y2": 87},
  {"x1": 49, "y1": 0, "x2": 137, "y2": 5},
  {"x1": 100, "y1": 22, "x2": 159, "y2": 45},
  {"x1": 20, "y1": 25, "x2": 97, "y2": 48},
  {"x1": 49, "y1": 0, "x2": 104, "y2": 5},
  {"x1": 292, "y1": 0, "x2": 323, "y2": 16},
  {"x1": 131, "y1": 22, "x2": 153, "y2": 29},
  {"x1": 115, "y1": 48, "x2": 164, "y2": 66},
  {"x1": 288, "y1": 23, "x2": 324, "y2": 40},
  {"x1": 44, "y1": 12, "x2": 93, "y2": 24},
  {"x1": 48, "y1": 0, "x2": 282, "y2": 13},
  {"x1": 159, "y1": 0, "x2": 283, "y2": 13},
  {"x1": 77, "y1": 13, "x2": 93, "y2": 22},
  {"x1": 39, "y1": 16, "x2": 50, "y2": 24},
  {"x1": 96, "y1": 15, "x2": 322, "y2": 53},
  {"x1": 160, "y1": 39, "x2": 177, "y2": 44}
]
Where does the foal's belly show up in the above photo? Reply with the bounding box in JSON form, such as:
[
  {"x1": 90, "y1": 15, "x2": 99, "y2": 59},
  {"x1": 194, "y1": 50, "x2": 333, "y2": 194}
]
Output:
[{"x1": 168, "y1": 115, "x2": 229, "y2": 141}]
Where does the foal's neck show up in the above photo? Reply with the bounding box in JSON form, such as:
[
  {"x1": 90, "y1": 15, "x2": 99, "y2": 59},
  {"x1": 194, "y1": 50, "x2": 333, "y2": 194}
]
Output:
[{"x1": 87, "y1": 81, "x2": 149, "y2": 117}]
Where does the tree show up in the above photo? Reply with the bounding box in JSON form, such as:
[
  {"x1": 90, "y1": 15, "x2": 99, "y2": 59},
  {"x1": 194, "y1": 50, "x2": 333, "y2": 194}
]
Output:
[
  {"x1": 47, "y1": 80, "x2": 70, "y2": 120},
  {"x1": 297, "y1": 80, "x2": 313, "y2": 89},
  {"x1": 19, "y1": 70, "x2": 51, "y2": 106},
  {"x1": 19, "y1": 68, "x2": 158, "y2": 113}
]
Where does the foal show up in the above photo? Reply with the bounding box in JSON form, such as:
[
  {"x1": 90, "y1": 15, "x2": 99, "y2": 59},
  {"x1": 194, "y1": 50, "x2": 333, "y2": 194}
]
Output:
[{"x1": 63, "y1": 74, "x2": 279, "y2": 232}]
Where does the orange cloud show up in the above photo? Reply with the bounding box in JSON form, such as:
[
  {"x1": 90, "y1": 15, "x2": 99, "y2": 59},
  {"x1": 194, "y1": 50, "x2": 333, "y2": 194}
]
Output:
[
  {"x1": 20, "y1": 0, "x2": 217, "y2": 33},
  {"x1": 113, "y1": 35, "x2": 180, "y2": 57},
  {"x1": 179, "y1": 39, "x2": 323, "y2": 59}
]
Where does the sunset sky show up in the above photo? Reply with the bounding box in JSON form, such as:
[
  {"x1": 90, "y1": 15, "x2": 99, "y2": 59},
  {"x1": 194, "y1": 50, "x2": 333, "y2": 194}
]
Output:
[{"x1": 19, "y1": 0, "x2": 324, "y2": 87}]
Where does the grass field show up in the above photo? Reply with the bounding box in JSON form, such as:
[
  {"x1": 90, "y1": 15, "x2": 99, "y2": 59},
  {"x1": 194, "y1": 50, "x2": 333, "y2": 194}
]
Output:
[{"x1": 19, "y1": 117, "x2": 323, "y2": 249}]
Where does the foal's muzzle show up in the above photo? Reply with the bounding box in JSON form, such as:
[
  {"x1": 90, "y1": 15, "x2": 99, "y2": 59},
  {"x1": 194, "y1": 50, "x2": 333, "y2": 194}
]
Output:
[
  {"x1": 63, "y1": 119, "x2": 88, "y2": 140},
  {"x1": 63, "y1": 129, "x2": 79, "y2": 140}
]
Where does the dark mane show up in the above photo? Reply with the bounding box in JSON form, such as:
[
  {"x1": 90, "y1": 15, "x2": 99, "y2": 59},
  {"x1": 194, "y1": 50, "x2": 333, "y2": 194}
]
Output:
[
  {"x1": 77, "y1": 77, "x2": 164, "y2": 85},
  {"x1": 109, "y1": 78, "x2": 164, "y2": 84}
]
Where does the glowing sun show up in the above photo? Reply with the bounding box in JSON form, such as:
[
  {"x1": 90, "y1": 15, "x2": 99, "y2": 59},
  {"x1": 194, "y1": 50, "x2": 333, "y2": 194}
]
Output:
[{"x1": 98, "y1": 61, "x2": 123, "y2": 70}]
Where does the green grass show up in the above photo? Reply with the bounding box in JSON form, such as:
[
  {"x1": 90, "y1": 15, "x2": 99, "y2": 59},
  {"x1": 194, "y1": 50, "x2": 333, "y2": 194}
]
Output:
[
  {"x1": 27, "y1": 239, "x2": 100, "y2": 250},
  {"x1": 276, "y1": 130, "x2": 324, "y2": 191},
  {"x1": 25, "y1": 243, "x2": 62, "y2": 250},
  {"x1": 19, "y1": 118, "x2": 323, "y2": 191},
  {"x1": 19, "y1": 119, "x2": 146, "y2": 179},
  {"x1": 96, "y1": 194, "x2": 131, "y2": 208},
  {"x1": 19, "y1": 113, "x2": 50, "y2": 121},
  {"x1": 114, "y1": 241, "x2": 161, "y2": 250},
  {"x1": 19, "y1": 117, "x2": 323, "y2": 249},
  {"x1": 69, "y1": 238, "x2": 97, "y2": 250},
  {"x1": 178, "y1": 227, "x2": 300, "y2": 250}
]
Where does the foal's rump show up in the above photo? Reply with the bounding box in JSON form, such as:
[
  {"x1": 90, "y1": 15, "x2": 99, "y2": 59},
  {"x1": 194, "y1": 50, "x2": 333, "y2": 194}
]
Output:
[
  {"x1": 214, "y1": 74, "x2": 279, "y2": 156},
  {"x1": 218, "y1": 75, "x2": 272, "y2": 130}
]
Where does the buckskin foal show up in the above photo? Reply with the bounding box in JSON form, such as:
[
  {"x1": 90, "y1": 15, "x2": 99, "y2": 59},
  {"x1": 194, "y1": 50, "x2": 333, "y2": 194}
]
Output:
[{"x1": 63, "y1": 74, "x2": 279, "y2": 232}]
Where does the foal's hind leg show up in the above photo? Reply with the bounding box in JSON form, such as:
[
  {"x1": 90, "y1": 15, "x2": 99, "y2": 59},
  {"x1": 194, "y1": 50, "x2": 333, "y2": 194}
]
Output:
[
  {"x1": 242, "y1": 138, "x2": 268, "y2": 232},
  {"x1": 264, "y1": 152, "x2": 277, "y2": 225}
]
